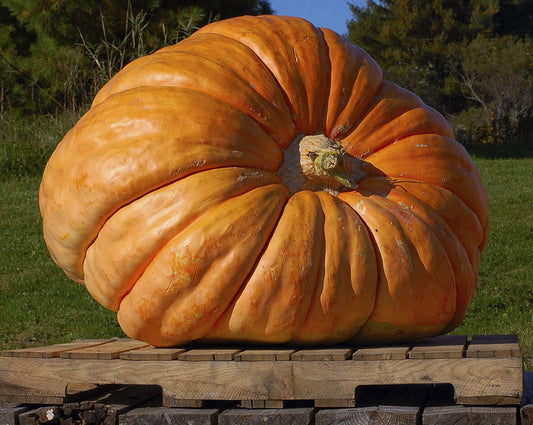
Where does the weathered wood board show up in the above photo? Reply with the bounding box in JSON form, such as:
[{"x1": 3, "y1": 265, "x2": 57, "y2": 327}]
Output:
[{"x1": 0, "y1": 335, "x2": 524, "y2": 409}]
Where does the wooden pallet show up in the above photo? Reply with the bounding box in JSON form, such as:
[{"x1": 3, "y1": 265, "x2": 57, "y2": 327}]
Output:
[{"x1": 0, "y1": 334, "x2": 523, "y2": 410}]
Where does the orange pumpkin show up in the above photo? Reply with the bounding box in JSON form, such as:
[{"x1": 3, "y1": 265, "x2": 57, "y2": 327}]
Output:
[{"x1": 39, "y1": 15, "x2": 489, "y2": 347}]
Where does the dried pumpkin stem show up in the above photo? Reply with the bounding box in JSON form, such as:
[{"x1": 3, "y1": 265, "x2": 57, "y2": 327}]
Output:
[
  {"x1": 311, "y1": 150, "x2": 357, "y2": 190},
  {"x1": 278, "y1": 133, "x2": 364, "y2": 195}
]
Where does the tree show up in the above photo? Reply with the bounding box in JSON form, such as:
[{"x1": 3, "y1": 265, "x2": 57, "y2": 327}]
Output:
[
  {"x1": 0, "y1": 0, "x2": 273, "y2": 114},
  {"x1": 452, "y1": 35, "x2": 533, "y2": 146},
  {"x1": 347, "y1": 0, "x2": 533, "y2": 148},
  {"x1": 347, "y1": 0, "x2": 503, "y2": 113}
]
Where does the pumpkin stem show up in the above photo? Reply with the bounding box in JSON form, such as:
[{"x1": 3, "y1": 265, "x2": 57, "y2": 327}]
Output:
[
  {"x1": 278, "y1": 133, "x2": 364, "y2": 195},
  {"x1": 310, "y1": 150, "x2": 358, "y2": 190}
]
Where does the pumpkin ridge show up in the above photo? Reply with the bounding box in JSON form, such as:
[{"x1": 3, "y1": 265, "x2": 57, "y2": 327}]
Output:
[
  {"x1": 293, "y1": 191, "x2": 378, "y2": 343},
  {"x1": 196, "y1": 27, "x2": 299, "y2": 132},
  {"x1": 340, "y1": 191, "x2": 456, "y2": 342},
  {"x1": 95, "y1": 44, "x2": 296, "y2": 148},
  {"x1": 83, "y1": 167, "x2": 285, "y2": 311},
  {"x1": 40, "y1": 85, "x2": 284, "y2": 281},
  {"x1": 116, "y1": 182, "x2": 290, "y2": 346},
  {"x1": 339, "y1": 196, "x2": 380, "y2": 341},
  {"x1": 390, "y1": 179, "x2": 484, "y2": 262},
  {"x1": 197, "y1": 15, "x2": 331, "y2": 135},
  {"x1": 204, "y1": 189, "x2": 292, "y2": 343},
  {"x1": 361, "y1": 134, "x2": 488, "y2": 246}
]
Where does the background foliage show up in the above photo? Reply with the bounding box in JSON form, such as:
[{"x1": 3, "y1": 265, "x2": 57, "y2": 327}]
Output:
[
  {"x1": 348, "y1": 0, "x2": 533, "y2": 151},
  {"x1": 0, "y1": 0, "x2": 272, "y2": 113}
]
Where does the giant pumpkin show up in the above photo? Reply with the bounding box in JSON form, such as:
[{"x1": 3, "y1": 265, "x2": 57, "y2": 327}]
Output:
[{"x1": 39, "y1": 15, "x2": 489, "y2": 347}]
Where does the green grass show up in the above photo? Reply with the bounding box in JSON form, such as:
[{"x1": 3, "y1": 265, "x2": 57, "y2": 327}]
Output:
[
  {"x1": 0, "y1": 154, "x2": 531, "y2": 369},
  {"x1": 0, "y1": 110, "x2": 81, "y2": 179},
  {"x1": 452, "y1": 156, "x2": 533, "y2": 368},
  {"x1": 0, "y1": 177, "x2": 124, "y2": 348}
]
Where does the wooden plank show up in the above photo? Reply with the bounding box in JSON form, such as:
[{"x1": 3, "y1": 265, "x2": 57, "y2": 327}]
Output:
[
  {"x1": 218, "y1": 408, "x2": 315, "y2": 425},
  {"x1": 213, "y1": 349, "x2": 242, "y2": 361},
  {"x1": 316, "y1": 407, "x2": 376, "y2": 425},
  {"x1": 375, "y1": 406, "x2": 420, "y2": 425},
  {"x1": 18, "y1": 407, "x2": 45, "y2": 425},
  {"x1": 521, "y1": 405, "x2": 533, "y2": 425},
  {"x1": 119, "y1": 346, "x2": 187, "y2": 361},
  {"x1": 314, "y1": 399, "x2": 355, "y2": 408},
  {"x1": 0, "y1": 355, "x2": 523, "y2": 406},
  {"x1": 409, "y1": 335, "x2": 467, "y2": 359},
  {"x1": 178, "y1": 348, "x2": 241, "y2": 361},
  {"x1": 466, "y1": 334, "x2": 521, "y2": 358},
  {"x1": 234, "y1": 349, "x2": 295, "y2": 361},
  {"x1": 352, "y1": 345, "x2": 411, "y2": 360},
  {"x1": 240, "y1": 399, "x2": 285, "y2": 409},
  {"x1": 0, "y1": 404, "x2": 29, "y2": 425},
  {"x1": 119, "y1": 407, "x2": 220, "y2": 425},
  {"x1": 422, "y1": 406, "x2": 517, "y2": 425},
  {"x1": 163, "y1": 398, "x2": 205, "y2": 408},
  {"x1": 291, "y1": 348, "x2": 352, "y2": 361},
  {"x1": 1, "y1": 339, "x2": 112, "y2": 358},
  {"x1": 60, "y1": 339, "x2": 150, "y2": 359},
  {"x1": 316, "y1": 406, "x2": 420, "y2": 425}
]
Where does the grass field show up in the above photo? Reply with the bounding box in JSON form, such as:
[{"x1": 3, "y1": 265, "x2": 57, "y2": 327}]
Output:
[{"x1": 0, "y1": 157, "x2": 531, "y2": 369}]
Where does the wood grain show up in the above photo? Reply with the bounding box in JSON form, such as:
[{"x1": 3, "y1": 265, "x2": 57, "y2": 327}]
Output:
[
  {"x1": 178, "y1": 348, "x2": 241, "y2": 361},
  {"x1": 0, "y1": 355, "x2": 523, "y2": 406},
  {"x1": 234, "y1": 349, "x2": 295, "y2": 361},
  {"x1": 409, "y1": 335, "x2": 467, "y2": 359},
  {"x1": 0, "y1": 404, "x2": 28, "y2": 425},
  {"x1": 1, "y1": 340, "x2": 113, "y2": 358},
  {"x1": 119, "y1": 407, "x2": 220, "y2": 425},
  {"x1": 218, "y1": 408, "x2": 314, "y2": 425},
  {"x1": 352, "y1": 345, "x2": 411, "y2": 360},
  {"x1": 316, "y1": 406, "x2": 420, "y2": 425},
  {"x1": 291, "y1": 348, "x2": 353, "y2": 361},
  {"x1": 422, "y1": 406, "x2": 517, "y2": 425},
  {"x1": 466, "y1": 334, "x2": 521, "y2": 358},
  {"x1": 119, "y1": 346, "x2": 187, "y2": 361},
  {"x1": 60, "y1": 339, "x2": 150, "y2": 360}
]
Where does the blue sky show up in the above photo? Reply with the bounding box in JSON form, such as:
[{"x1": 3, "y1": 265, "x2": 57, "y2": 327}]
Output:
[{"x1": 268, "y1": 0, "x2": 367, "y2": 35}]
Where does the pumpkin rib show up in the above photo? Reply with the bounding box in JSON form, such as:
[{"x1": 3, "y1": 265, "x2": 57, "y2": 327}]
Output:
[
  {"x1": 117, "y1": 182, "x2": 290, "y2": 346},
  {"x1": 91, "y1": 34, "x2": 297, "y2": 148},
  {"x1": 320, "y1": 28, "x2": 384, "y2": 140},
  {"x1": 340, "y1": 191, "x2": 456, "y2": 343},
  {"x1": 341, "y1": 80, "x2": 454, "y2": 158},
  {"x1": 385, "y1": 178, "x2": 484, "y2": 267},
  {"x1": 203, "y1": 191, "x2": 325, "y2": 344},
  {"x1": 293, "y1": 191, "x2": 378, "y2": 344},
  {"x1": 360, "y1": 134, "x2": 489, "y2": 250},
  {"x1": 40, "y1": 86, "x2": 283, "y2": 282},
  {"x1": 355, "y1": 177, "x2": 477, "y2": 334},
  {"x1": 196, "y1": 15, "x2": 331, "y2": 135},
  {"x1": 83, "y1": 167, "x2": 286, "y2": 311},
  {"x1": 194, "y1": 20, "x2": 299, "y2": 134}
]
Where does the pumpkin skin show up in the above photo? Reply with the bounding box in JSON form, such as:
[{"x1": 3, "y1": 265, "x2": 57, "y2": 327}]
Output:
[{"x1": 39, "y1": 15, "x2": 489, "y2": 347}]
